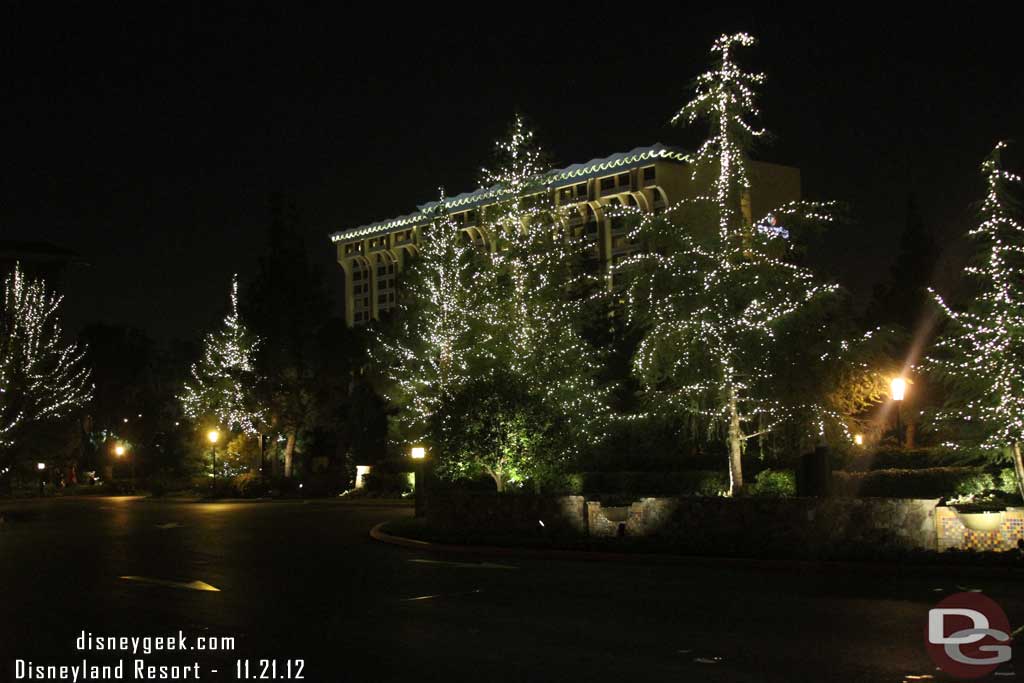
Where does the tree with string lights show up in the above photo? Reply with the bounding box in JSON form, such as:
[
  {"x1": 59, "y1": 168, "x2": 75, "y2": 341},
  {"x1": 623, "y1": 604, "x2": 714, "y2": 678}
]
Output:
[
  {"x1": 0, "y1": 263, "x2": 92, "y2": 468},
  {"x1": 928, "y1": 143, "x2": 1024, "y2": 499},
  {"x1": 375, "y1": 195, "x2": 486, "y2": 448},
  {"x1": 621, "y1": 33, "x2": 842, "y2": 495},
  {"x1": 180, "y1": 275, "x2": 264, "y2": 442},
  {"x1": 477, "y1": 115, "x2": 608, "y2": 444}
]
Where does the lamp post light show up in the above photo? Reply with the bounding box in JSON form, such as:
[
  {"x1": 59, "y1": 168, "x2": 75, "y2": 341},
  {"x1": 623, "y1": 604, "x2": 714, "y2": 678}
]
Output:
[
  {"x1": 114, "y1": 443, "x2": 134, "y2": 491},
  {"x1": 207, "y1": 429, "x2": 220, "y2": 488},
  {"x1": 891, "y1": 377, "x2": 907, "y2": 447},
  {"x1": 37, "y1": 462, "x2": 46, "y2": 497},
  {"x1": 411, "y1": 446, "x2": 426, "y2": 518}
]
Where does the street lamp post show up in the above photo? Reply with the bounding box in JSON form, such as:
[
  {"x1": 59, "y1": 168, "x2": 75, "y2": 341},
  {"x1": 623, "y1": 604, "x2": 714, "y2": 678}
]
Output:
[
  {"x1": 891, "y1": 377, "x2": 906, "y2": 447},
  {"x1": 37, "y1": 462, "x2": 46, "y2": 497},
  {"x1": 114, "y1": 444, "x2": 134, "y2": 491},
  {"x1": 207, "y1": 429, "x2": 220, "y2": 489},
  {"x1": 411, "y1": 446, "x2": 426, "y2": 518}
]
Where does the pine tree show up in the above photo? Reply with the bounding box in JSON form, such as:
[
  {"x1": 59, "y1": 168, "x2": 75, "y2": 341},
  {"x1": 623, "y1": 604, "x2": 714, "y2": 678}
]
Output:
[
  {"x1": 0, "y1": 263, "x2": 92, "y2": 464},
  {"x1": 376, "y1": 194, "x2": 484, "y2": 447},
  {"x1": 180, "y1": 276, "x2": 264, "y2": 439},
  {"x1": 478, "y1": 115, "x2": 608, "y2": 440},
  {"x1": 928, "y1": 143, "x2": 1024, "y2": 499},
  {"x1": 623, "y1": 33, "x2": 840, "y2": 495}
]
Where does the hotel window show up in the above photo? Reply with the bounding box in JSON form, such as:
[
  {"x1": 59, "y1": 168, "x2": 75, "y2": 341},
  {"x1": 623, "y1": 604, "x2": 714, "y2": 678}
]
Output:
[
  {"x1": 643, "y1": 166, "x2": 656, "y2": 182},
  {"x1": 617, "y1": 173, "x2": 630, "y2": 186},
  {"x1": 576, "y1": 183, "x2": 587, "y2": 197},
  {"x1": 600, "y1": 177, "x2": 615, "y2": 192}
]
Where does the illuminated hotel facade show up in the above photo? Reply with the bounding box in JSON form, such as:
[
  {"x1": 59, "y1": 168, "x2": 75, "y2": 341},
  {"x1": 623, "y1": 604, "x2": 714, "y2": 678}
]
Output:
[{"x1": 330, "y1": 144, "x2": 800, "y2": 326}]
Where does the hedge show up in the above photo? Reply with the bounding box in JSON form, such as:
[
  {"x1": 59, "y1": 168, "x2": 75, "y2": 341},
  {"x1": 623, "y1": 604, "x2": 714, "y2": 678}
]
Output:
[
  {"x1": 832, "y1": 467, "x2": 982, "y2": 498},
  {"x1": 552, "y1": 470, "x2": 729, "y2": 497},
  {"x1": 841, "y1": 448, "x2": 986, "y2": 472}
]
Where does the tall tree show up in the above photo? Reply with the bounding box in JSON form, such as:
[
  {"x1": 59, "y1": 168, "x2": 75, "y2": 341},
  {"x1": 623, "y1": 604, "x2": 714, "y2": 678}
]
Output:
[
  {"x1": 376, "y1": 196, "x2": 484, "y2": 447},
  {"x1": 245, "y1": 195, "x2": 332, "y2": 478},
  {"x1": 928, "y1": 143, "x2": 1024, "y2": 499},
  {"x1": 623, "y1": 33, "x2": 840, "y2": 495},
  {"x1": 478, "y1": 115, "x2": 608, "y2": 439},
  {"x1": 0, "y1": 263, "x2": 92, "y2": 466},
  {"x1": 180, "y1": 276, "x2": 264, "y2": 438}
]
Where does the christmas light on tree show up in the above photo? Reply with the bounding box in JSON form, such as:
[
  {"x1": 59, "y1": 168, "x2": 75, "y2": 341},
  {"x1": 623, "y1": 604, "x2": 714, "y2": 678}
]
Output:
[
  {"x1": 375, "y1": 192, "x2": 484, "y2": 445},
  {"x1": 928, "y1": 142, "x2": 1024, "y2": 499},
  {"x1": 623, "y1": 33, "x2": 841, "y2": 495},
  {"x1": 180, "y1": 275, "x2": 264, "y2": 437},
  {"x1": 477, "y1": 115, "x2": 609, "y2": 441},
  {"x1": 0, "y1": 263, "x2": 92, "y2": 460}
]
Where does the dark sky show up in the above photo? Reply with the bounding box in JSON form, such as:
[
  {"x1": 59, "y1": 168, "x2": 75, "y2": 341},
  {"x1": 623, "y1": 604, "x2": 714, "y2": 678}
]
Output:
[{"x1": 3, "y1": 4, "x2": 1022, "y2": 341}]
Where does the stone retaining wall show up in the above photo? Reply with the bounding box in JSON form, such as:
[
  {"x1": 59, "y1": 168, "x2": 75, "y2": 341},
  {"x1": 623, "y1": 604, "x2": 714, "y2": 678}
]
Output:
[{"x1": 425, "y1": 493, "x2": 1024, "y2": 555}]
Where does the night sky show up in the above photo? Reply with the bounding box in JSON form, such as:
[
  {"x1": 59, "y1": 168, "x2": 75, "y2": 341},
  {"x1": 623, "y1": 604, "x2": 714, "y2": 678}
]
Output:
[{"x1": 3, "y1": 4, "x2": 1022, "y2": 341}]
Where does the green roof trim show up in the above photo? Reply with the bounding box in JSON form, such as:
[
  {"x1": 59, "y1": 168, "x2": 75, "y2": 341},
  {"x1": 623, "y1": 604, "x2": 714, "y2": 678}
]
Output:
[{"x1": 330, "y1": 143, "x2": 688, "y2": 243}]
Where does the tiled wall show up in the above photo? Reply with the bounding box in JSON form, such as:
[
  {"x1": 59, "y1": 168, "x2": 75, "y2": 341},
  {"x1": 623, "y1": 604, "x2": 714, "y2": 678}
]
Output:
[{"x1": 935, "y1": 507, "x2": 1024, "y2": 552}]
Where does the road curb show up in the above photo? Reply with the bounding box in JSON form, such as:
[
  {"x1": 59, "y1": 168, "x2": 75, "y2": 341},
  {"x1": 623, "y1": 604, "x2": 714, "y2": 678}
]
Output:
[{"x1": 370, "y1": 522, "x2": 1024, "y2": 578}]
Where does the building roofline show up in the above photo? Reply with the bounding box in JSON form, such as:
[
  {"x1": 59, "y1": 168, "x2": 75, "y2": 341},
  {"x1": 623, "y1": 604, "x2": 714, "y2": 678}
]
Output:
[{"x1": 329, "y1": 143, "x2": 689, "y2": 243}]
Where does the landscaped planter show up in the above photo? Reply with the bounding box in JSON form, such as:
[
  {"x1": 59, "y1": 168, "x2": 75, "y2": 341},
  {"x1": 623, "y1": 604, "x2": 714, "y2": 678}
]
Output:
[{"x1": 953, "y1": 509, "x2": 1006, "y2": 533}]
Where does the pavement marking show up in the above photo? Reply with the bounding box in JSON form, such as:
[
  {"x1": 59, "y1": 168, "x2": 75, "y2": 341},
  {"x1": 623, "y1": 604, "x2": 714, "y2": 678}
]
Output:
[
  {"x1": 155, "y1": 522, "x2": 182, "y2": 529},
  {"x1": 407, "y1": 558, "x2": 518, "y2": 570},
  {"x1": 402, "y1": 589, "x2": 484, "y2": 602},
  {"x1": 119, "y1": 576, "x2": 221, "y2": 592}
]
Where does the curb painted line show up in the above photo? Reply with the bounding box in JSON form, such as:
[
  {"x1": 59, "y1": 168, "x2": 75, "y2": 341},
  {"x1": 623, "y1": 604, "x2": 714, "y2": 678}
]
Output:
[{"x1": 370, "y1": 522, "x2": 1024, "y2": 578}]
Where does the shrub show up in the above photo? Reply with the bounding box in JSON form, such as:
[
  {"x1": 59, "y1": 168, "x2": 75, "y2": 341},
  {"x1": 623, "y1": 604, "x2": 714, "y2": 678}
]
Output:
[
  {"x1": 750, "y1": 469, "x2": 796, "y2": 497},
  {"x1": 996, "y1": 468, "x2": 1021, "y2": 496},
  {"x1": 362, "y1": 472, "x2": 413, "y2": 495},
  {"x1": 953, "y1": 472, "x2": 997, "y2": 499},
  {"x1": 832, "y1": 467, "x2": 982, "y2": 498},
  {"x1": 549, "y1": 471, "x2": 728, "y2": 497},
  {"x1": 842, "y1": 447, "x2": 985, "y2": 472},
  {"x1": 232, "y1": 472, "x2": 270, "y2": 498}
]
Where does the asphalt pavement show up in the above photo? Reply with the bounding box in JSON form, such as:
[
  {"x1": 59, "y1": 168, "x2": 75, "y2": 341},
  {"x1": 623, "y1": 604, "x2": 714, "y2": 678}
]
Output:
[{"x1": 1, "y1": 497, "x2": 1020, "y2": 682}]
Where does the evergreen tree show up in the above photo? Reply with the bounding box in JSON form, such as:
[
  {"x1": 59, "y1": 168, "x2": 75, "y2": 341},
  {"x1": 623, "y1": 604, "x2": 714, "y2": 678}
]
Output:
[
  {"x1": 0, "y1": 263, "x2": 92, "y2": 466},
  {"x1": 478, "y1": 115, "x2": 608, "y2": 439},
  {"x1": 376, "y1": 195, "x2": 484, "y2": 448},
  {"x1": 867, "y1": 195, "x2": 939, "y2": 329},
  {"x1": 245, "y1": 195, "x2": 333, "y2": 478},
  {"x1": 180, "y1": 276, "x2": 264, "y2": 439},
  {"x1": 928, "y1": 143, "x2": 1024, "y2": 499},
  {"x1": 623, "y1": 33, "x2": 840, "y2": 494}
]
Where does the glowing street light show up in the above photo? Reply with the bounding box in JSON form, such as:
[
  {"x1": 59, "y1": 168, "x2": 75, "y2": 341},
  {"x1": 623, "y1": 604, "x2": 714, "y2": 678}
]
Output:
[
  {"x1": 114, "y1": 444, "x2": 126, "y2": 457},
  {"x1": 891, "y1": 377, "x2": 907, "y2": 447},
  {"x1": 890, "y1": 377, "x2": 907, "y2": 402},
  {"x1": 208, "y1": 429, "x2": 220, "y2": 488},
  {"x1": 410, "y1": 446, "x2": 426, "y2": 518},
  {"x1": 37, "y1": 462, "x2": 46, "y2": 497},
  {"x1": 36, "y1": 462, "x2": 45, "y2": 471},
  {"x1": 854, "y1": 434, "x2": 864, "y2": 446}
]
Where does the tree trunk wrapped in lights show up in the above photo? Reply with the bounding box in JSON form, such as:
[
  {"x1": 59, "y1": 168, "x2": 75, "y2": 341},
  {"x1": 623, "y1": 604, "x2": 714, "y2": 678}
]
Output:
[
  {"x1": 621, "y1": 33, "x2": 843, "y2": 496},
  {"x1": 928, "y1": 142, "x2": 1024, "y2": 500},
  {"x1": 0, "y1": 263, "x2": 92, "y2": 466}
]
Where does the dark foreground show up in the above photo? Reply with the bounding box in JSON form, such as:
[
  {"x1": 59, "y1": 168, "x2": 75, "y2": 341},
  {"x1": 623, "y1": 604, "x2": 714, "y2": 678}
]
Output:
[{"x1": 1, "y1": 497, "x2": 1020, "y2": 682}]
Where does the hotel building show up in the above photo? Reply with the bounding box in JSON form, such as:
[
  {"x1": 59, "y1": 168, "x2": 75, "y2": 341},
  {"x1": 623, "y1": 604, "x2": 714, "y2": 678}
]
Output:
[{"x1": 330, "y1": 144, "x2": 800, "y2": 326}]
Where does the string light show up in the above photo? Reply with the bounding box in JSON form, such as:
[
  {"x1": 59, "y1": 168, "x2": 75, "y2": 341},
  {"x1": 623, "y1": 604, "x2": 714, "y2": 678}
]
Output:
[
  {"x1": 623, "y1": 33, "x2": 841, "y2": 495},
  {"x1": 0, "y1": 263, "x2": 93, "y2": 455},
  {"x1": 927, "y1": 142, "x2": 1024, "y2": 498},
  {"x1": 179, "y1": 275, "x2": 265, "y2": 436}
]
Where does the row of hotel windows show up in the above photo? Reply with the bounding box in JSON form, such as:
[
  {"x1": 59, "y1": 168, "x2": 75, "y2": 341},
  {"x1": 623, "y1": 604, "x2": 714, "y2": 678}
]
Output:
[{"x1": 342, "y1": 170, "x2": 662, "y2": 258}]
